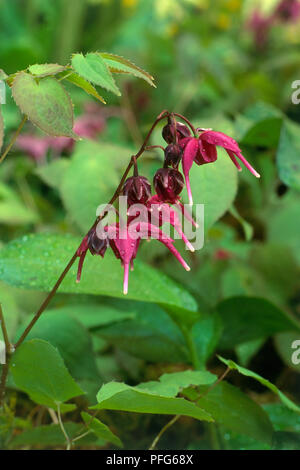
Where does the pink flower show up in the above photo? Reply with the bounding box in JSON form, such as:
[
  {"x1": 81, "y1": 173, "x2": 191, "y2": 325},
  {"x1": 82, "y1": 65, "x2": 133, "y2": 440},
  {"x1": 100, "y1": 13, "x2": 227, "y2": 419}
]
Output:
[
  {"x1": 181, "y1": 130, "x2": 260, "y2": 205},
  {"x1": 16, "y1": 135, "x2": 50, "y2": 162},
  {"x1": 275, "y1": 0, "x2": 300, "y2": 23},
  {"x1": 76, "y1": 221, "x2": 190, "y2": 295},
  {"x1": 146, "y1": 195, "x2": 195, "y2": 252}
]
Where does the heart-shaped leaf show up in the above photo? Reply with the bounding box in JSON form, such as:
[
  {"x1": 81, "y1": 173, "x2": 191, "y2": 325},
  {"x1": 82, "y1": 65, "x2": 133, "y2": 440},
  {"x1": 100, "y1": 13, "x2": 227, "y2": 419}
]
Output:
[{"x1": 12, "y1": 72, "x2": 77, "y2": 138}]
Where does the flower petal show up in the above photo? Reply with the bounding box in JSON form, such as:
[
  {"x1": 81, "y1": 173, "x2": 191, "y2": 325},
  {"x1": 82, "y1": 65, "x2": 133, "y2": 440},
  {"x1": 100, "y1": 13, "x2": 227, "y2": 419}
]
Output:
[{"x1": 200, "y1": 130, "x2": 241, "y2": 153}]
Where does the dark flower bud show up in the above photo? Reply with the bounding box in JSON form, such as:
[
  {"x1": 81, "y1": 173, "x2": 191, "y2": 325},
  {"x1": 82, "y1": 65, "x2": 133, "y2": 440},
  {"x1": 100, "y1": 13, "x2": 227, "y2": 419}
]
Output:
[
  {"x1": 162, "y1": 121, "x2": 191, "y2": 144},
  {"x1": 122, "y1": 176, "x2": 152, "y2": 205},
  {"x1": 164, "y1": 143, "x2": 182, "y2": 168},
  {"x1": 153, "y1": 168, "x2": 184, "y2": 202},
  {"x1": 87, "y1": 227, "x2": 108, "y2": 257}
]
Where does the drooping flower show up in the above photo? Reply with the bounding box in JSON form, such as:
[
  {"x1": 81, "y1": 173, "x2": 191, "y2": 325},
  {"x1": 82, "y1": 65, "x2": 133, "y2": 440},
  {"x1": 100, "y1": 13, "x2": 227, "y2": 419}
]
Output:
[
  {"x1": 106, "y1": 221, "x2": 190, "y2": 294},
  {"x1": 146, "y1": 195, "x2": 194, "y2": 252},
  {"x1": 275, "y1": 0, "x2": 300, "y2": 23},
  {"x1": 122, "y1": 175, "x2": 152, "y2": 205},
  {"x1": 153, "y1": 168, "x2": 185, "y2": 203},
  {"x1": 164, "y1": 143, "x2": 183, "y2": 168},
  {"x1": 76, "y1": 226, "x2": 108, "y2": 282},
  {"x1": 162, "y1": 121, "x2": 191, "y2": 144},
  {"x1": 181, "y1": 130, "x2": 260, "y2": 205}
]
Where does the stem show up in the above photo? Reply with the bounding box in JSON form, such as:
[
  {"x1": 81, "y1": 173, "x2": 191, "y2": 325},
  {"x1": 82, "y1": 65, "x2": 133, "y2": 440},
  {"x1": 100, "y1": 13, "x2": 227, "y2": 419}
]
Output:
[
  {"x1": 57, "y1": 403, "x2": 71, "y2": 450},
  {"x1": 172, "y1": 112, "x2": 197, "y2": 136},
  {"x1": 14, "y1": 111, "x2": 170, "y2": 351},
  {"x1": 180, "y1": 324, "x2": 201, "y2": 370},
  {"x1": 0, "y1": 116, "x2": 27, "y2": 164},
  {"x1": 206, "y1": 423, "x2": 221, "y2": 450},
  {"x1": 0, "y1": 305, "x2": 12, "y2": 408},
  {"x1": 149, "y1": 415, "x2": 180, "y2": 450}
]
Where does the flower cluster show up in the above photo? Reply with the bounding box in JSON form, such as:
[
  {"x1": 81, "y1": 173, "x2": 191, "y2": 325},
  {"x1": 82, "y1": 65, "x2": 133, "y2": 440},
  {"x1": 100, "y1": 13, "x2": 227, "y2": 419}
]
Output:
[{"x1": 75, "y1": 112, "x2": 260, "y2": 294}]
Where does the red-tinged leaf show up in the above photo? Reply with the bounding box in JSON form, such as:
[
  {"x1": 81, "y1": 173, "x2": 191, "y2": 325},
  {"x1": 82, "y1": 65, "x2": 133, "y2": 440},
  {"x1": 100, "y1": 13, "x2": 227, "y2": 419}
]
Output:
[{"x1": 12, "y1": 72, "x2": 77, "y2": 138}]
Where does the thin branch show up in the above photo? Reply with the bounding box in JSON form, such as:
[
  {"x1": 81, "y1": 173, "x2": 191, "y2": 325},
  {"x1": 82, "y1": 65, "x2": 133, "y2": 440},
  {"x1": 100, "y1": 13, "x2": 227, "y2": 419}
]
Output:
[
  {"x1": 14, "y1": 110, "x2": 170, "y2": 352},
  {"x1": 57, "y1": 403, "x2": 71, "y2": 451},
  {"x1": 149, "y1": 415, "x2": 180, "y2": 450},
  {"x1": 0, "y1": 305, "x2": 11, "y2": 354},
  {"x1": 0, "y1": 115, "x2": 27, "y2": 164}
]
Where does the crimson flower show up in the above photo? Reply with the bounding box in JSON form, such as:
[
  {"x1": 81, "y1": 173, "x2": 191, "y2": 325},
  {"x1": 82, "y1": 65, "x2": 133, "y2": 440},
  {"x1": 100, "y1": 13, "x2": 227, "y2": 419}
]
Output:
[
  {"x1": 106, "y1": 222, "x2": 190, "y2": 295},
  {"x1": 181, "y1": 130, "x2": 260, "y2": 205}
]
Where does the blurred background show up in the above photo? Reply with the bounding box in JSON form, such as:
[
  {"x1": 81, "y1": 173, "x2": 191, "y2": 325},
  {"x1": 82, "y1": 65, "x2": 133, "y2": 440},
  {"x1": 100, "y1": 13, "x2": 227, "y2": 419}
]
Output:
[{"x1": 1, "y1": 0, "x2": 300, "y2": 450}]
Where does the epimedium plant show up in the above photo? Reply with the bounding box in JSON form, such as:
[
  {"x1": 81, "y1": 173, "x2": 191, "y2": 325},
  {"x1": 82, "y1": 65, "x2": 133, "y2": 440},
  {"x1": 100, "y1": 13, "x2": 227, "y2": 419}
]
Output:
[
  {"x1": 1, "y1": 99, "x2": 300, "y2": 450},
  {"x1": 0, "y1": 53, "x2": 300, "y2": 450},
  {"x1": 0, "y1": 51, "x2": 155, "y2": 163}
]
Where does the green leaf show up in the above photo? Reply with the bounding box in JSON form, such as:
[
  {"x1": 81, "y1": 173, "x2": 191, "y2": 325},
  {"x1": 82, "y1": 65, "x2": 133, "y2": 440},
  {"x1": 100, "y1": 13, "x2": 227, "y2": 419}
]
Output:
[
  {"x1": 63, "y1": 72, "x2": 106, "y2": 104},
  {"x1": 263, "y1": 403, "x2": 300, "y2": 432},
  {"x1": 35, "y1": 158, "x2": 70, "y2": 189},
  {"x1": 274, "y1": 331, "x2": 300, "y2": 373},
  {"x1": 15, "y1": 312, "x2": 99, "y2": 381},
  {"x1": 0, "y1": 106, "x2": 4, "y2": 152},
  {"x1": 235, "y1": 337, "x2": 266, "y2": 367},
  {"x1": 183, "y1": 381, "x2": 273, "y2": 444},
  {"x1": 100, "y1": 53, "x2": 155, "y2": 87},
  {"x1": 0, "y1": 233, "x2": 198, "y2": 312},
  {"x1": 228, "y1": 205, "x2": 253, "y2": 241},
  {"x1": 217, "y1": 297, "x2": 300, "y2": 350},
  {"x1": 0, "y1": 69, "x2": 7, "y2": 80},
  {"x1": 28, "y1": 63, "x2": 67, "y2": 77},
  {"x1": 276, "y1": 120, "x2": 300, "y2": 191},
  {"x1": 81, "y1": 411, "x2": 123, "y2": 448},
  {"x1": 92, "y1": 372, "x2": 215, "y2": 422},
  {"x1": 272, "y1": 432, "x2": 300, "y2": 450},
  {"x1": 0, "y1": 282, "x2": 20, "y2": 341},
  {"x1": 191, "y1": 314, "x2": 223, "y2": 368},
  {"x1": 186, "y1": 151, "x2": 238, "y2": 230},
  {"x1": 11, "y1": 339, "x2": 83, "y2": 410},
  {"x1": 0, "y1": 182, "x2": 38, "y2": 225},
  {"x1": 46, "y1": 304, "x2": 135, "y2": 330},
  {"x1": 60, "y1": 140, "x2": 124, "y2": 231},
  {"x1": 218, "y1": 356, "x2": 300, "y2": 413},
  {"x1": 268, "y1": 192, "x2": 300, "y2": 264},
  {"x1": 95, "y1": 301, "x2": 189, "y2": 363},
  {"x1": 11, "y1": 423, "x2": 102, "y2": 448},
  {"x1": 71, "y1": 53, "x2": 121, "y2": 96},
  {"x1": 12, "y1": 72, "x2": 76, "y2": 138}
]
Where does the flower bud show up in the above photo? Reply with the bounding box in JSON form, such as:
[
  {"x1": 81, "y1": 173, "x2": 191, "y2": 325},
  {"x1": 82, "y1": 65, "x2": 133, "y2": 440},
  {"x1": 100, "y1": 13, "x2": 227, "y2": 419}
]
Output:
[
  {"x1": 87, "y1": 227, "x2": 108, "y2": 257},
  {"x1": 122, "y1": 176, "x2": 152, "y2": 205},
  {"x1": 162, "y1": 121, "x2": 191, "y2": 144},
  {"x1": 153, "y1": 168, "x2": 184, "y2": 202},
  {"x1": 164, "y1": 143, "x2": 182, "y2": 168}
]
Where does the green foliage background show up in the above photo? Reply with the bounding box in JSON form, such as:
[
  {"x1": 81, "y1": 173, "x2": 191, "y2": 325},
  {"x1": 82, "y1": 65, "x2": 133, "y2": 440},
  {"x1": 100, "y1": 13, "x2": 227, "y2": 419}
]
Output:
[{"x1": 1, "y1": 0, "x2": 300, "y2": 451}]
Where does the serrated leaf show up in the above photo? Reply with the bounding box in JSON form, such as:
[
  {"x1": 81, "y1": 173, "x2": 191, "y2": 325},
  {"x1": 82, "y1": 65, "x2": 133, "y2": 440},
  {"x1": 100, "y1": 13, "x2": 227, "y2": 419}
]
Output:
[
  {"x1": 11, "y1": 339, "x2": 84, "y2": 410},
  {"x1": 62, "y1": 71, "x2": 106, "y2": 103},
  {"x1": 100, "y1": 53, "x2": 155, "y2": 87},
  {"x1": 28, "y1": 63, "x2": 67, "y2": 77},
  {"x1": 71, "y1": 53, "x2": 121, "y2": 96},
  {"x1": 0, "y1": 233, "x2": 198, "y2": 312},
  {"x1": 92, "y1": 375, "x2": 214, "y2": 422},
  {"x1": 218, "y1": 356, "x2": 300, "y2": 413},
  {"x1": 81, "y1": 412, "x2": 123, "y2": 448},
  {"x1": 12, "y1": 72, "x2": 77, "y2": 138}
]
